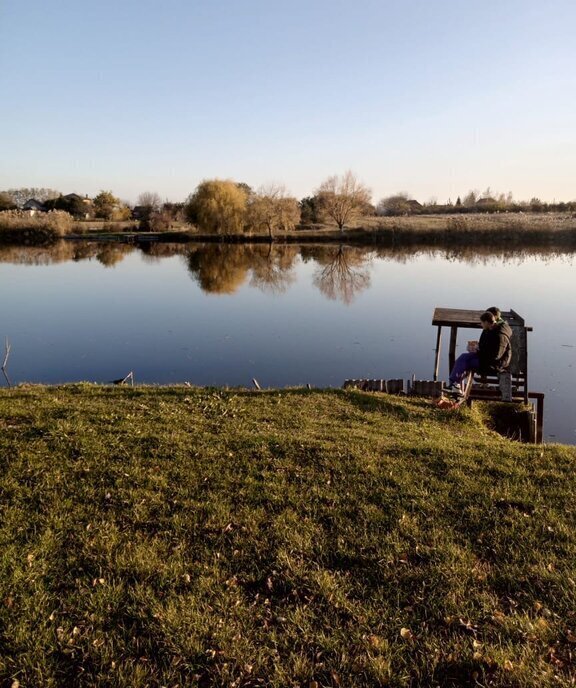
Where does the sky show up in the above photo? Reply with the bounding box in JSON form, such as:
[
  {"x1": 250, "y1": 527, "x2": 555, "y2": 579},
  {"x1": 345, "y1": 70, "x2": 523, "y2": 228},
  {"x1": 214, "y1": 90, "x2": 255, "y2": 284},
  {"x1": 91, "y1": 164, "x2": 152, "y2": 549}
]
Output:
[{"x1": 1, "y1": 0, "x2": 575, "y2": 204}]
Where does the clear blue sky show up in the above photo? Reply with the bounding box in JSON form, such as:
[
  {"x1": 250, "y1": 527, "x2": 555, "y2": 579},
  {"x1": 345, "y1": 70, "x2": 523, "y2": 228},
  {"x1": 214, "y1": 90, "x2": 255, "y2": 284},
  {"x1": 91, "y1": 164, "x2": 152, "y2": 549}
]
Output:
[{"x1": 1, "y1": 0, "x2": 575, "y2": 203}]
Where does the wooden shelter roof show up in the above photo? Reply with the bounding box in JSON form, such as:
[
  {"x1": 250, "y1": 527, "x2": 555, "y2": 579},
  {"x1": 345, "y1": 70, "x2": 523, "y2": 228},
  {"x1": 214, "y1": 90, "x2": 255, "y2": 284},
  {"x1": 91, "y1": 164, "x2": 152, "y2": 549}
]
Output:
[{"x1": 432, "y1": 307, "x2": 532, "y2": 331}]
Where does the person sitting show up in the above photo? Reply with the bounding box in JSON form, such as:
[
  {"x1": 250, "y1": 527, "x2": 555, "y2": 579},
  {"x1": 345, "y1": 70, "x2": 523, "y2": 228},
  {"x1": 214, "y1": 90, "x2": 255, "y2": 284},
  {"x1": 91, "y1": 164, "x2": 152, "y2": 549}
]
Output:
[{"x1": 445, "y1": 310, "x2": 512, "y2": 394}]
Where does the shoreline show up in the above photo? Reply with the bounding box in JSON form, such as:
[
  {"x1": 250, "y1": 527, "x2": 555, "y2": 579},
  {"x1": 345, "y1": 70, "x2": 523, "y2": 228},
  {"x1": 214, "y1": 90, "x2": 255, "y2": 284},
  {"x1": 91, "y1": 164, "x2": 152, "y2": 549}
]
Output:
[
  {"x1": 61, "y1": 224, "x2": 576, "y2": 249},
  {"x1": 2, "y1": 212, "x2": 576, "y2": 248}
]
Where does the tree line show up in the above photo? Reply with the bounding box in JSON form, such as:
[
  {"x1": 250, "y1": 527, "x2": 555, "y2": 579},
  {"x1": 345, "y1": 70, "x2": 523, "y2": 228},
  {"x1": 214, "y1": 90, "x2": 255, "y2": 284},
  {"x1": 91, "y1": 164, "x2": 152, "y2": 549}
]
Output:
[{"x1": 1, "y1": 177, "x2": 575, "y2": 236}]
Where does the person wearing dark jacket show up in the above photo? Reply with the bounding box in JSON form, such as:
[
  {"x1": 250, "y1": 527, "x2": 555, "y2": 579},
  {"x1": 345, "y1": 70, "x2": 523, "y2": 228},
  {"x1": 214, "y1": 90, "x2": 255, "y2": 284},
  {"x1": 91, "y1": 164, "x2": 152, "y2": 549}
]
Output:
[
  {"x1": 445, "y1": 311, "x2": 513, "y2": 392},
  {"x1": 478, "y1": 316, "x2": 512, "y2": 375}
]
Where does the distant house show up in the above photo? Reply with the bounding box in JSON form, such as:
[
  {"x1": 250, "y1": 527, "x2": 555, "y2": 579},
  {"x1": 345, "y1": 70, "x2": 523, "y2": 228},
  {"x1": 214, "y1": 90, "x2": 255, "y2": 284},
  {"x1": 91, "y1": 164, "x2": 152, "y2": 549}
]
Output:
[
  {"x1": 406, "y1": 200, "x2": 423, "y2": 213},
  {"x1": 63, "y1": 193, "x2": 92, "y2": 206},
  {"x1": 62, "y1": 193, "x2": 94, "y2": 219},
  {"x1": 22, "y1": 198, "x2": 47, "y2": 215},
  {"x1": 475, "y1": 197, "x2": 498, "y2": 210}
]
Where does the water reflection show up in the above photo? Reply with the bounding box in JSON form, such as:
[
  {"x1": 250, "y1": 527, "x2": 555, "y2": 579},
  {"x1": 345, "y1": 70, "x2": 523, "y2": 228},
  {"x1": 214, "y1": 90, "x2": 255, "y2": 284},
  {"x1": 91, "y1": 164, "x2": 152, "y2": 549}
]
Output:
[
  {"x1": 0, "y1": 241, "x2": 135, "y2": 267},
  {"x1": 0, "y1": 240, "x2": 574, "y2": 304},
  {"x1": 250, "y1": 245, "x2": 298, "y2": 295},
  {"x1": 304, "y1": 245, "x2": 372, "y2": 304}
]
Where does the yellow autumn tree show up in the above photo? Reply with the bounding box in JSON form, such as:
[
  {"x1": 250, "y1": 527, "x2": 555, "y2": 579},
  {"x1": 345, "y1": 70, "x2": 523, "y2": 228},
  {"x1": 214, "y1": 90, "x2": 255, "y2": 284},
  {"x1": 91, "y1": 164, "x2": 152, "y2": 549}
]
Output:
[{"x1": 184, "y1": 180, "x2": 248, "y2": 235}]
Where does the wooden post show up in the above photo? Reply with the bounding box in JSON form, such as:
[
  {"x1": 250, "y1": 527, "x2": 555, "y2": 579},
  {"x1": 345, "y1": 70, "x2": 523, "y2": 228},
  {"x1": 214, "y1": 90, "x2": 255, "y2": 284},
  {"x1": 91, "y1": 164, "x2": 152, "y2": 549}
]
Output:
[
  {"x1": 448, "y1": 326, "x2": 458, "y2": 373},
  {"x1": 433, "y1": 326, "x2": 442, "y2": 381},
  {"x1": 534, "y1": 393, "x2": 544, "y2": 444}
]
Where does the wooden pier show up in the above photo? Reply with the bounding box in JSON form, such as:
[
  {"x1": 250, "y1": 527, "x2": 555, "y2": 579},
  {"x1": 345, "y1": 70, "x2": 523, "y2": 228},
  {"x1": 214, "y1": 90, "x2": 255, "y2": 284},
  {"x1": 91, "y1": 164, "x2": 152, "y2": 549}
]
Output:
[{"x1": 342, "y1": 307, "x2": 545, "y2": 444}]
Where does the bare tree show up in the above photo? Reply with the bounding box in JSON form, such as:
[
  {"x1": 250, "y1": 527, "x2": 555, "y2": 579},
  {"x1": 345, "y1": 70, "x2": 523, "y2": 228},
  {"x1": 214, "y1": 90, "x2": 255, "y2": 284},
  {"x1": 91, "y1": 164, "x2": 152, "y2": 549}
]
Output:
[
  {"x1": 137, "y1": 191, "x2": 162, "y2": 213},
  {"x1": 316, "y1": 171, "x2": 371, "y2": 232},
  {"x1": 3, "y1": 188, "x2": 61, "y2": 207},
  {"x1": 247, "y1": 184, "x2": 301, "y2": 239}
]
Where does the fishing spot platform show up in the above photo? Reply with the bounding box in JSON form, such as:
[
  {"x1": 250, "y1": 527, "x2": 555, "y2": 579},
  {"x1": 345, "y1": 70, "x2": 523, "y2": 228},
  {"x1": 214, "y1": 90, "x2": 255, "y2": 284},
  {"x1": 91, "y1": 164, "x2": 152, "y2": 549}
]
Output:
[
  {"x1": 432, "y1": 306, "x2": 544, "y2": 443},
  {"x1": 343, "y1": 307, "x2": 545, "y2": 443}
]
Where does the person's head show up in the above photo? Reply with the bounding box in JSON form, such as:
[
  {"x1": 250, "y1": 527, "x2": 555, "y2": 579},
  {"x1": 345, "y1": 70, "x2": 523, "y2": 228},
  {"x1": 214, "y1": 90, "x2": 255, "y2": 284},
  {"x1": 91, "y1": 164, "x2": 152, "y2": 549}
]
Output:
[
  {"x1": 480, "y1": 311, "x2": 496, "y2": 330},
  {"x1": 486, "y1": 306, "x2": 501, "y2": 320}
]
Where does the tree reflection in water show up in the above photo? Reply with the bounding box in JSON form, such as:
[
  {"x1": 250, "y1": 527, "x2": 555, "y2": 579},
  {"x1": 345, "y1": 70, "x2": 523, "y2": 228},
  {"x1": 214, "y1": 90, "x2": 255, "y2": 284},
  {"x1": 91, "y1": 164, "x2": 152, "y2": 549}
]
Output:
[
  {"x1": 249, "y1": 245, "x2": 298, "y2": 295},
  {"x1": 185, "y1": 244, "x2": 299, "y2": 296},
  {"x1": 95, "y1": 243, "x2": 134, "y2": 268},
  {"x1": 0, "y1": 241, "x2": 134, "y2": 267},
  {"x1": 186, "y1": 244, "x2": 252, "y2": 294},
  {"x1": 307, "y1": 245, "x2": 372, "y2": 304}
]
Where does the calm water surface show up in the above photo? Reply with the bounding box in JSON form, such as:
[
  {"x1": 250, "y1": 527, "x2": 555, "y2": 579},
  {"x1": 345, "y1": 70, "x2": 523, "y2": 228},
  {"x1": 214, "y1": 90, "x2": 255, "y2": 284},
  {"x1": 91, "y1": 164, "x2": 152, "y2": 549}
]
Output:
[{"x1": 1, "y1": 241, "x2": 575, "y2": 443}]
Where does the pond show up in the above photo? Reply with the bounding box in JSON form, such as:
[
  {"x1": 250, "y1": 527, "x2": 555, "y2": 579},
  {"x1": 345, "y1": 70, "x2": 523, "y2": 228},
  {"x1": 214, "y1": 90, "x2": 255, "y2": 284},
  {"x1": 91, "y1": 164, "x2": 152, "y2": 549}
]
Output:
[{"x1": 1, "y1": 240, "x2": 575, "y2": 443}]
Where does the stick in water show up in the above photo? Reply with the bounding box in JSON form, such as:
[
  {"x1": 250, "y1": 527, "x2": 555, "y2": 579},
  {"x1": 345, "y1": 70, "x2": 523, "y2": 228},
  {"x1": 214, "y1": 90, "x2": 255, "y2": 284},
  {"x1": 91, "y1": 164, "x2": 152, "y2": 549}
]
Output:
[{"x1": 1, "y1": 338, "x2": 12, "y2": 388}]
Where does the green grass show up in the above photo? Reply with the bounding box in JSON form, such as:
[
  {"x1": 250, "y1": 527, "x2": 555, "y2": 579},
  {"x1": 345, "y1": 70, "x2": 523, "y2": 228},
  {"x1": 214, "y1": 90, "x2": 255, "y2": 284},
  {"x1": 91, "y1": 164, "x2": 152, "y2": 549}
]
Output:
[{"x1": 1, "y1": 386, "x2": 575, "y2": 687}]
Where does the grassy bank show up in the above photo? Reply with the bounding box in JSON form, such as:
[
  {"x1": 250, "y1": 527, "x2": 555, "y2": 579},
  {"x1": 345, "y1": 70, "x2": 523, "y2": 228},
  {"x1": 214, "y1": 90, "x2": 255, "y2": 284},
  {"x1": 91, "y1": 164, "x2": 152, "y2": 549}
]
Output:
[{"x1": 1, "y1": 386, "x2": 576, "y2": 687}]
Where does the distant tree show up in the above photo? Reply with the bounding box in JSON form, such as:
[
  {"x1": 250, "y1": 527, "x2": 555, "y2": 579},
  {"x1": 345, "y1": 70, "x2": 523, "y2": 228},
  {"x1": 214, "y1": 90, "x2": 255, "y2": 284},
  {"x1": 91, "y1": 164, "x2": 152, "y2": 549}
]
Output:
[
  {"x1": 146, "y1": 208, "x2": 174, "y2": 232},
  {"x1": 45, "y1": 194, "x2": 89, "y2": 218},
  {"x1": 236, "y1": 182, "x2": 253, "y2": 198},
  {"x1": 113, "y1": 204, "x2": 133, "y2": 221},
  {"x1": 455, "y1": 196, "x2": 462, "y2": 208},
  {"x1": 247, "y1": 185, "x2": 300, "y2": 239},
  {"x1": 93, "y1": 190, "x2": 119, "y2": 220},
  {"x1": 377, "y1": 193, "x2": 411, "y2": 216},
  {"x1": 299, "y1": 196, "x2": 321, "y2": 224},
  {"x1": 184, "y1": 180, "x2": 248, "y2": 235},
  {"x1": 3, "y1": 188, "x2": 60, "y2": 207},
  {"x1": 136, "y1": 192, "x2": 163, "y2": 230},
  {"x1": 316, "y1": 171, "x2": 371, "y2": 232},
  {"x1": 530, "y1": 197, "x2": 545, "y2": 212},
  {"x1": 162, "y1": 202, "x2": 185, "y2": 222},
  {"x1": 137, "y1": 192, "x2": 162, "y2": 213},
  {"x1": 0, "y1": 192, "x2": 16, "y2": 211},
  {"x1": 463, "y1": 190, "x2": 479, "y2": 207}
]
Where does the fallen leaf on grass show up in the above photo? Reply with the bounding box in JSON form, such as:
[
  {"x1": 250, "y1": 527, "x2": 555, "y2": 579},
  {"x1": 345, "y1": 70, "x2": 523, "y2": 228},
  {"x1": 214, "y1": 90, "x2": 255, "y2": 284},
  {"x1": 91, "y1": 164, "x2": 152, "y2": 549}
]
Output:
[
  {"x1": 368, "y1": 634, "x2": 383, "y2": 649},
  {"x1": 400, "y1": 627, "x2": 414, "y2": 642}
]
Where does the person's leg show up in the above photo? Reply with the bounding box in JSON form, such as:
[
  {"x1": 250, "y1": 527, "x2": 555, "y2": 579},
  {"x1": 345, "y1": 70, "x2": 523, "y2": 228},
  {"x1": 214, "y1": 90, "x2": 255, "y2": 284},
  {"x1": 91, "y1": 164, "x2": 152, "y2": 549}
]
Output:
[{"x1": 449, "y1": 352, "x2": 479, "y2": 385}]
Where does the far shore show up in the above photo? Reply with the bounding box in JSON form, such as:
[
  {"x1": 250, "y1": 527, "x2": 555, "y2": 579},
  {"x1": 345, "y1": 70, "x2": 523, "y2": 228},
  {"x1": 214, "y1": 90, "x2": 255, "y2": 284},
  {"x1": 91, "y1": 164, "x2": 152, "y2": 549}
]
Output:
[
  {"x1": 65, "y1": 212, "x2": 576, "y2": 248},
  {"x1": 2, "y1": 212, "x2": 576, "y2": 247}
]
